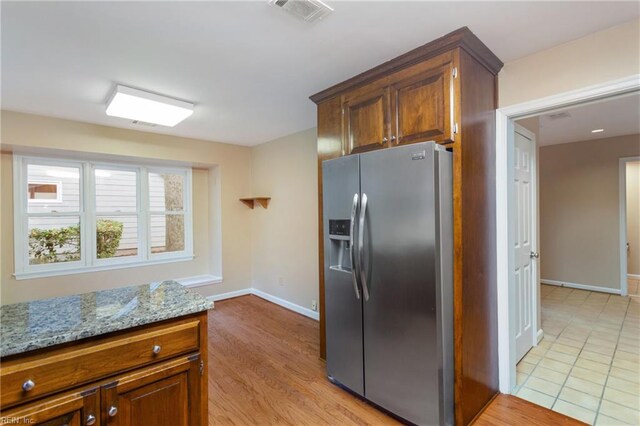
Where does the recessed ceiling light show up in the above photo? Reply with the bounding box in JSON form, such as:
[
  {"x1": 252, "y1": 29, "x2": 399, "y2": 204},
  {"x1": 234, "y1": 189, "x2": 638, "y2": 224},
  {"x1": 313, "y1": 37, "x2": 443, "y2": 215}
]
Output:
[
  {"x1": 591, "y1": 129, "x2": 604, "y2": 133},
  {"x1": 106, "y1": 85, "x2": 194, "y2": 127}
]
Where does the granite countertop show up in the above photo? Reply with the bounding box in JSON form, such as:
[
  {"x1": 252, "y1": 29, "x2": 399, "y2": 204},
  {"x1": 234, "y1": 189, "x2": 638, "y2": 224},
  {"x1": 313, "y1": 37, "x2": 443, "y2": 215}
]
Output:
[{"x1": 0, "y1": 280, "x2": 213, "y2": 358}]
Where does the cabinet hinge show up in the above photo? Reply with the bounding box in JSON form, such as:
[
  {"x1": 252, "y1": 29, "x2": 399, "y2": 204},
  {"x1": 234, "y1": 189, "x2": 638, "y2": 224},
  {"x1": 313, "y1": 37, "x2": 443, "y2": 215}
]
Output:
[
  {"x1": 199, "y1": 360, "x2": 205, "y2": 376},
  {"x1": 452, "y1": 67, "x2": 458, "y2": 78},
  {"x1": 454, "y1": 123, "x2": 459, "y2": 134}
]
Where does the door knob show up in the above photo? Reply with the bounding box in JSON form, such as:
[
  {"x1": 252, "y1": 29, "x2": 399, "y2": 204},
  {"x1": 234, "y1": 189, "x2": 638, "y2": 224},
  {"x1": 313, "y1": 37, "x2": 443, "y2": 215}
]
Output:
[
  {"x1": 86, "y1": 414, "x2": 96, "y2": 425},
  {"x1": 530, "y1": 251, "x2": 539, "y2": 259},
  {"x1": 108, "y1": 406, "x2": 118, "y2": 417}
]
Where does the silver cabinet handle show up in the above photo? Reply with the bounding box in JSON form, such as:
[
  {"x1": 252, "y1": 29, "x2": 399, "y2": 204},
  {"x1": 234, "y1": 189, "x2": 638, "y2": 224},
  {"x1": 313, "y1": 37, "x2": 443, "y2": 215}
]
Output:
[
  {"x1": 108, "y1": 406, "x2": 118, "y2": 417},
  {"x1": 349, "y1": 193, "x2": 360, "y2": 300},
  {"x1": 358, "y1": 193, "x2": 370, "y2": 301},
  {"x1": 22, "y1": 379, "x2": 35, "y2": 392},
  {"x1": 530, "y1": 251, "x2": 539, "y2": 259},
  {"x1": 86, "y1": 414, "x2": 96, "y2": 425},
  {"x1": 152, "y1": 344, "x2": 162, "y2": 354}
]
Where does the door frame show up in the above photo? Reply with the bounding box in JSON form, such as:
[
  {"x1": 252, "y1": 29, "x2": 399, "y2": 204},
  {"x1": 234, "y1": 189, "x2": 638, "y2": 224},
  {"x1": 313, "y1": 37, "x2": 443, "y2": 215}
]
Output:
[
  {"x1": 495, "y1": 74, "x2": 640, "y2": 393},
  {"x1": 620, "y1": 156, "x2": 640, "y2": 296},
  {"x1": 510, "y1": 123, "x2": 539, "y2": 364}
]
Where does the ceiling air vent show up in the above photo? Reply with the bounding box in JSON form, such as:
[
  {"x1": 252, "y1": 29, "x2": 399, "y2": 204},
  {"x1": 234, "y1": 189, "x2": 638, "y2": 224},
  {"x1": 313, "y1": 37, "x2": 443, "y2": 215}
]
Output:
[
  {"x1": 547, "y1": 112, "x2": 571, "y2": 120},
  {"x1": 269, "y1": 0, "x2": 333, "y2": 22}
]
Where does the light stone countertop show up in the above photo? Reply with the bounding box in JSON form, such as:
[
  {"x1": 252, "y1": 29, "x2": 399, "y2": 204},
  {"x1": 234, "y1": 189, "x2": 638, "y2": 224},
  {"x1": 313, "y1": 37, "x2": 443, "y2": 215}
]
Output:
[{"x1": 0, "y1": 280, "x2": 213, "y2": 358}]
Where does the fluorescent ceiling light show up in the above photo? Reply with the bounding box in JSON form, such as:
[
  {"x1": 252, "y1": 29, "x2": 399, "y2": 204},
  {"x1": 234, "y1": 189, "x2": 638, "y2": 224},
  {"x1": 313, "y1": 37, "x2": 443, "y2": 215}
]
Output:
[
  {"x1": 591, "y1": 128, "x2": 604, "y2": 133},
  {"x1": 106, "y1": 85, "x2": 194, "y2": 127}
]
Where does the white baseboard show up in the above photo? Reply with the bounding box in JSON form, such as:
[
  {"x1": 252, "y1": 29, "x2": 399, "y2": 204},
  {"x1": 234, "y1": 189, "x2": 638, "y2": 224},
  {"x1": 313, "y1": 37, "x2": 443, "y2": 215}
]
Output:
[
  {"x1": 628, "y1": 274, "x2": 640, "y2": 280},
  {"x1": 206, "y1": 288, "x2": 320, "y2": 321},
  {"x1": 176, "y1": 274, "x2": 223, "y2": 288},
  {"x1": 536, "y1": 329, "x2": 544, "y2": 344},
  {"x1": 251, "y1": 288, "x2": 320, "y2": 321},
  {"x1": 206, "y1": 288, "x2": 251, "y2": 302},
  {"x1": 541, "y1": 279, "x2": 621, "y2": 295}
]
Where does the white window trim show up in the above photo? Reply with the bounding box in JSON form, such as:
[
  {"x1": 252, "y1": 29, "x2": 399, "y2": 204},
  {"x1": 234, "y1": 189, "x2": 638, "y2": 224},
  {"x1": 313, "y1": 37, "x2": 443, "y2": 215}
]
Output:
[
  {"x1": 27, "y1": 180, "x2": 63, "y2": 203},
  {"x1": 13, "y1": 155, "x2": 194, "y2": 280}
]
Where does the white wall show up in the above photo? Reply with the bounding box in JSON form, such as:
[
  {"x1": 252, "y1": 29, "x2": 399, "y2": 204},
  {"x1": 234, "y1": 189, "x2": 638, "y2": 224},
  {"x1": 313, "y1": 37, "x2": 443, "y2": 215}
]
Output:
[
  {"x1": 250, "y1": 128, "x2": 319, "y2": 312},
  {"x1": 499, "y1": 19, "x2": 639, "y2": 108},
  {"x1": 627, "y1": 161, "x2": 640, "y2": 276},
  {"x1": 539, "y1": 134, "x2": 640, "y2": 291}
]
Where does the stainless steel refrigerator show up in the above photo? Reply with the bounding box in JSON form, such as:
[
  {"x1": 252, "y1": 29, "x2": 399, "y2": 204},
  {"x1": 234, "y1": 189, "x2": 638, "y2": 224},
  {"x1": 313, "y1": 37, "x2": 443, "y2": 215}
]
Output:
[{"x1": 322, "y1": 141, "x2": 453, "y2": 426}]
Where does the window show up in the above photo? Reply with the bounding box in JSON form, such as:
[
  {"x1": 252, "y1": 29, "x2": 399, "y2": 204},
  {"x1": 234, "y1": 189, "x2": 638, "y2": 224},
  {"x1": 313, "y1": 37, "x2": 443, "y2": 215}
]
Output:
[
  {"x1": 28, "y1": 181, "x2": 62, "y2": 203},
  {"x1": 13, "y1": 156, "x2": 193, "y2": 279}
]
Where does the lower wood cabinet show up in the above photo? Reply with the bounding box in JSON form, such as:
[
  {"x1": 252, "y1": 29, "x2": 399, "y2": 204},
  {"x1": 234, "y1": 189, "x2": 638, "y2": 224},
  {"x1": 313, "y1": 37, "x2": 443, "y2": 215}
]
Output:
[
  {"x1": 0, "y1": 312, "x2": 208, "y2": 426},
  {"x1": 102, "y1": 355, "x2": 202, "y2": 426},
  {"x1": 0, "y1": 385, "x2": 99, "y2": 426}
]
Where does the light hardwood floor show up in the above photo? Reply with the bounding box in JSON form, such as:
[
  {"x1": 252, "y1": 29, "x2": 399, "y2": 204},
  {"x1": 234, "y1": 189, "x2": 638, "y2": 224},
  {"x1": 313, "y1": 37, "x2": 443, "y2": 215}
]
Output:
[
  {"x1": 208, "y1": 295, "x2": 400, "y2": 425},
  {"x1": 208, "y1": 295, "x2": 584, "y2": 425}
]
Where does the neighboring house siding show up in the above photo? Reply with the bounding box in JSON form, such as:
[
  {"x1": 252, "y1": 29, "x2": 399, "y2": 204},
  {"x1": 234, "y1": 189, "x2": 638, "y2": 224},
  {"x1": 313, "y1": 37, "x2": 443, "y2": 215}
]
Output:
[{"x1": 28, "y1": 167, "x2": 168, "y2": 252}]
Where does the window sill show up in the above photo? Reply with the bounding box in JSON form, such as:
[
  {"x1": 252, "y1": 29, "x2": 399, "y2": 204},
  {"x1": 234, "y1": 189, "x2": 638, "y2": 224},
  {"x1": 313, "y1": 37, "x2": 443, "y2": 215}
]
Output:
[
  {"x1": 13, "y1": 255, "x2": 195, "y2": 280},
  {"x1": 176, "y1": 275, "x2": 223, "y2": 288}
]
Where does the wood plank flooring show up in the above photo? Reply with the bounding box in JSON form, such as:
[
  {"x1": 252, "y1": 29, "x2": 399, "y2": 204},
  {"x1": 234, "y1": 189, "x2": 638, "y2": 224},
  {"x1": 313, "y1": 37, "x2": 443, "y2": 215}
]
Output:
[
  {"x1": 208, "y1": 295, "x2": 585, "y2": 425},
  {"x1": 475, "y1": 395, "x2": 586, "y2": 426}
]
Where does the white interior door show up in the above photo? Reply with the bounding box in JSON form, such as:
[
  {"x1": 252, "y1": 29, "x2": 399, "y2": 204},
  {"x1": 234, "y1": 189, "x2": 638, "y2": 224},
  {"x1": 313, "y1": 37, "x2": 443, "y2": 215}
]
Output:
[{"x1": 513, "y1": 125, "x2": 537, "y2": 362}]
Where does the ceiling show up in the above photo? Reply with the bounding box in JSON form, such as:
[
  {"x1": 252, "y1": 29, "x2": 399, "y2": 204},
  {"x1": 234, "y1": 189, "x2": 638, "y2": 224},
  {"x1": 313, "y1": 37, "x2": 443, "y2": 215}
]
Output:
[
  {"x1": 2, "y1": 2, "x2": 639, "y2": 146},
  {"x1": 525, "y1": 93, "x2": 640, "y2": 146}
]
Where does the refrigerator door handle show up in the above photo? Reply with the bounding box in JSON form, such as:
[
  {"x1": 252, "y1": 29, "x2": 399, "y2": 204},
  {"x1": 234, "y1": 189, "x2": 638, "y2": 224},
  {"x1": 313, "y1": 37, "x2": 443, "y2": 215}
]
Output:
[
  {"x1": 358, "y1": 193, "x2": 370, "y2": 301},
  {"x1": 350, "y1": 193, "x2": 361, "y2": 300}
]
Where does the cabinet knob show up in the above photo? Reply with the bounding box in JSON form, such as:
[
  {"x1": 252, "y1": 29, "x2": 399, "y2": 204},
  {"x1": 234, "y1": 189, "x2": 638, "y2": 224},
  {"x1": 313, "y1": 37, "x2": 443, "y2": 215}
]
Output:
[
  {"x1": 22, "y1": 379, "x2": 35, "y2": 392},
  {"x1": 152, "y1": 344, "x2": 162, "y2": 354},
  {"x1": 391, "y1": 135, "x2": 397, "y2": 142},
  {"x1": 382, "y1": 137, "x2": 388, "y2": 143},
  {"x1": 108, "y1": 406, "x2": 118, "y2": 417},
  {"x1": 86, "y1": 414, "x2": 96, "y2": 425}
]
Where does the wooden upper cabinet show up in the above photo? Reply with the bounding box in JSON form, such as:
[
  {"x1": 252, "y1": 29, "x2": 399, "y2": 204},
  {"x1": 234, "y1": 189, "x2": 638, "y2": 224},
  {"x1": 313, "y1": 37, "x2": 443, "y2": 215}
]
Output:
[
  {"x1": 342, "y1": 87, "x2": 390, "y2": 154},
  {"x1": 391, "y1": 62, "x2": 454, "y2": 145}
]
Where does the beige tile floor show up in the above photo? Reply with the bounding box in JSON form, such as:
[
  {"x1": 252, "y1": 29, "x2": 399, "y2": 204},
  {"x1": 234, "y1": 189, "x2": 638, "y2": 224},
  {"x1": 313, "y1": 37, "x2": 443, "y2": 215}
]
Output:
[{"x1": 515, "y1": 284, "x2": 640, "y2": 425}]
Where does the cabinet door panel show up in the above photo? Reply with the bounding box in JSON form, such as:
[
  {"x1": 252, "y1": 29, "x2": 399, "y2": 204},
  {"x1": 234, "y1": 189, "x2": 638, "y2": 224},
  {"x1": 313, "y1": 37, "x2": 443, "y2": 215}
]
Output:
[
  {"x1": 0, "y1": 386, "x2": 99, "y2": 426},
  {"x1": 391, "y1": 63, "x2": 453, "y2": 145},
  {"x1": 102, "y1": 355, "x2": 202, "y2": 426},
  {"x1": 342, "y1": 88, "x2": 390, "y2": 154}
]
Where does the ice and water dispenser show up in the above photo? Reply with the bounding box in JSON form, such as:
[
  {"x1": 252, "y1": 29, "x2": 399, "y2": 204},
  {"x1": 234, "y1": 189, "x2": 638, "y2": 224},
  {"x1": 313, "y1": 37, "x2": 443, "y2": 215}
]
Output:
[{"x1": 328, "y1": 219, "x2": 352, "y2": 273}]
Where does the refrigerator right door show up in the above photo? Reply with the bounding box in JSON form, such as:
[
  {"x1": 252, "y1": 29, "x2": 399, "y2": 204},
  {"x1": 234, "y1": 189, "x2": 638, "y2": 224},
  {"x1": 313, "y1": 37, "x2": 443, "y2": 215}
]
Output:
[{"x1": 359, "y1": 142, "x2": 452, "y2": 425}]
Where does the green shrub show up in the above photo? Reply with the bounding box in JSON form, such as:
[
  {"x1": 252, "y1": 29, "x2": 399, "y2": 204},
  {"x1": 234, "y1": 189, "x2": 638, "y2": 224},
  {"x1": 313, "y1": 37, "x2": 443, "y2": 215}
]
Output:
[
  {"x1": 96, "y1": 219, "x2": 124, "y2": 259},
  {"x1": 29, "y1": 219, "x2": 124, "y2": 263},
  {"x1": 29, "y1": 225, "x2": 81, "y2": 264}
]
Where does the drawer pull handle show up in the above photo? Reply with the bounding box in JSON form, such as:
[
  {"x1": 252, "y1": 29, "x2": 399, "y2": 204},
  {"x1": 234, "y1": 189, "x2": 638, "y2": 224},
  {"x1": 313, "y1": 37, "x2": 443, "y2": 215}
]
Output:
[
  {"x1": 152, "y1": 344, "x2": 162, "y2": 354},
  {"x1": 22, "y1": 379, "x2": 35, "y2": 392},
  {"x1": 86, "y1": 414, "x2": 96, "y2": 425},
  {"x1": 108, "y1": 406, "x2": 118, "y2": 417}
]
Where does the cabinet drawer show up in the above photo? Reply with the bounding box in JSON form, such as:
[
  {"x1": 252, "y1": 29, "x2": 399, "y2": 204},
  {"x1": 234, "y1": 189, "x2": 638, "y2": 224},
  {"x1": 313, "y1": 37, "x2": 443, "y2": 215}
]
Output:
[
  {"x1": 0, "y1": 385, "x2": 99, "y2": 426},
  {"x1": 1, "y1": 319, "x2": 200, "y2": 408}
]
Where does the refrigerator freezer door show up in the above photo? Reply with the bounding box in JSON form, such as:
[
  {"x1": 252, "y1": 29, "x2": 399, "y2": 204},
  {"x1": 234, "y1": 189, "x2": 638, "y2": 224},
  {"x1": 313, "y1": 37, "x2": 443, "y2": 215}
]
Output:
[
  {"x1": 359, "y1": 142, "x2": 441, "y2": 425},
  {"x1": 322, "y1": 154, "x2": 364, "y2": 396}
]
